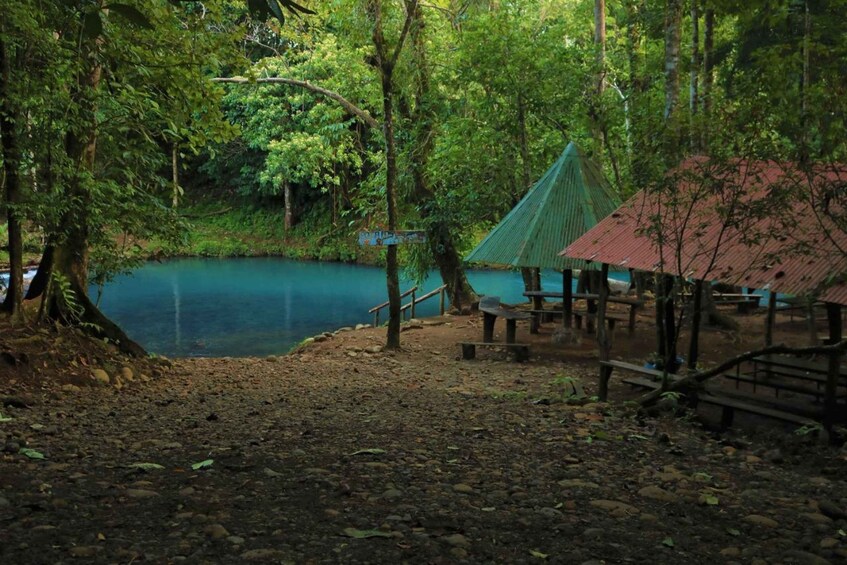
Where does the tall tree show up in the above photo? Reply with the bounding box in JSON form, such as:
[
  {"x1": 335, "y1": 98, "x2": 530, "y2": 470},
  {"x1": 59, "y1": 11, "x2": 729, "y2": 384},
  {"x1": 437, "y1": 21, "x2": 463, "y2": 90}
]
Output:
[
  {"x1": 0, "y1": 18, "x2": 24, "y2": 320},
  {"x1": 368, "y1": 0, "x2": 416, "y2": 349},
  {"x1": 400, "y1": 0, "x2": 477, "y2": 308},
  {"x1": 663, "y1": 0, "x2": 683, "y2": 123},
  {"x1": 689, "y1": 0, "x2": 700, "y2": 151}
]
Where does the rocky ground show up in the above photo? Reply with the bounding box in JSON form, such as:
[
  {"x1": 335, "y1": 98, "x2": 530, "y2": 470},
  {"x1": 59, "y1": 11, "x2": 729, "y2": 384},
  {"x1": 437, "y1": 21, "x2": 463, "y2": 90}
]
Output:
[{"x1": 1, "y1": 309, "x2": 847, "y2": 564}]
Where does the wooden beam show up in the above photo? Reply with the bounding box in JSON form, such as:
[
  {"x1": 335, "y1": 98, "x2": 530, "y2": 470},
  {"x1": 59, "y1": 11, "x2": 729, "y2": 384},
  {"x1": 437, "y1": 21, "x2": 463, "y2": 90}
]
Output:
[{"x1": 765, "y1": 291, "x2": 777, "y2": 346}]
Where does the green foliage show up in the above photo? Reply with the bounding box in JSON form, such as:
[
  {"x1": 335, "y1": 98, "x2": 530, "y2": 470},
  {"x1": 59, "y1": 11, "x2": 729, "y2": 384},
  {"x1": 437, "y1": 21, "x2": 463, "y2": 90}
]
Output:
[{"x1": 50, "y1": 273, "x2": 84, "y2": 323}]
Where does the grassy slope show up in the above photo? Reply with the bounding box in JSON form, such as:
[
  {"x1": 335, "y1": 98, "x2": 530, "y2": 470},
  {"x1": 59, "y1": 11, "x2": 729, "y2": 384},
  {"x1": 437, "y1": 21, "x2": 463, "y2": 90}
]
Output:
[{"x1": 153, "y1": 202, "x2": 383, "y2": 265}]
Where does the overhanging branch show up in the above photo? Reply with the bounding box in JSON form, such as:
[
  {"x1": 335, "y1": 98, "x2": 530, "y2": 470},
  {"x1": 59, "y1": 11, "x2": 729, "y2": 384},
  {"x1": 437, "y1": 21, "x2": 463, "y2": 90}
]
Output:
[{"x1": 212, "y1": 76, "x2": 379, "y2": 130}]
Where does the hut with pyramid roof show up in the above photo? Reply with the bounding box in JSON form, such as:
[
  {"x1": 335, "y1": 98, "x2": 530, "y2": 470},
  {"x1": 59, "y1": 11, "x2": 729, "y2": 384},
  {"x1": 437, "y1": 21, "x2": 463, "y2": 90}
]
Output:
[
  {"x1": 465, "y1": 141, "x2": 621, "y2": 329},
  {"x1": 466, "y1": 142, "x2": 620, "y2": 271}
]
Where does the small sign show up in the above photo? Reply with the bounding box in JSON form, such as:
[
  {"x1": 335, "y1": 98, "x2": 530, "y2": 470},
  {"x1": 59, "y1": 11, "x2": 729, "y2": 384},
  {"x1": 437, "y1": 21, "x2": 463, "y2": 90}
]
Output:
[{"x1": 358, "y1": 230, "x2": 427, "y2": 246}]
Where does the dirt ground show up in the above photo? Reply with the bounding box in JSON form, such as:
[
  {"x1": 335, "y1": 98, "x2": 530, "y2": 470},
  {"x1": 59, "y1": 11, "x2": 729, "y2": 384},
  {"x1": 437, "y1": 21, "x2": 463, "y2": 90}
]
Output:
[{"x1": 1, "y1": 304, "x2": 847, "y2": 564}]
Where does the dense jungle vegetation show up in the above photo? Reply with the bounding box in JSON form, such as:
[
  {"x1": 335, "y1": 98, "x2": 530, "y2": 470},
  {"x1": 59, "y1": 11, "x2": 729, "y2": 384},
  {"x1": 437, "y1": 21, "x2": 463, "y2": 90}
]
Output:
[{"x1": 1, "y1": 0, "x2": 846, "y2": 350}]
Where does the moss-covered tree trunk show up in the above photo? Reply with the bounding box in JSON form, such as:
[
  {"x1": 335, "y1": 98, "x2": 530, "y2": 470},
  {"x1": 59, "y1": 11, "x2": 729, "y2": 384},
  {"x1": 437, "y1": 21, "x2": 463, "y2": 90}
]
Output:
[
  {"x1": 0, "y1": 32, "x2": 25, "y2": 321},
  {"x1": 403, "y1": 0, "x2": 476, "y2": 309},
  {"x1": 35, "y1": 33, "x2": 146, "y2": 357}
]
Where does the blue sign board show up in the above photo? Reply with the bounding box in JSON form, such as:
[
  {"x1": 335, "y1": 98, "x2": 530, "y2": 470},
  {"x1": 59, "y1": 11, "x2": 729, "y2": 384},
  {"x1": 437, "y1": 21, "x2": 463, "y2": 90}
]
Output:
[{"x1": 358, "y1": 230, "x2": 427, "y2": 246}]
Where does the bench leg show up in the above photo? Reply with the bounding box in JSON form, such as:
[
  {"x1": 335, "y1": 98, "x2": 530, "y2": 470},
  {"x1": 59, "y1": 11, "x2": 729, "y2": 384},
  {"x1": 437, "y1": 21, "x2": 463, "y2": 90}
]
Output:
[
  {"x1": 574, "y1": 314, "x2": 583, "y2": 330},
  {"x1": 720, "y1": 406, "x2": 735, "y2": 429},
  {"x1": 530, "y1": 313, "x2": 540, "y2": 334},
  {"x1": 628, "y1": 308, "x2": 637, "y2": 334},
  {"x1": 506, "y1": 319, "x2": 517, "y2": 344},
  {"x1": 598, "y1": 366, "x2": 613, "y2": 401},
  {"x1": 461, "y1": 343, "x2": 476, "y2": 360},
  {"x1": 608, "y1": 318, "x2": 617, "y2": 334},
  {"x1": 513, "y1": 346, "x2": 529, "y2": 362},
  {"x1": 483, "y1": 313, "x2": 496, "y2": 343}
]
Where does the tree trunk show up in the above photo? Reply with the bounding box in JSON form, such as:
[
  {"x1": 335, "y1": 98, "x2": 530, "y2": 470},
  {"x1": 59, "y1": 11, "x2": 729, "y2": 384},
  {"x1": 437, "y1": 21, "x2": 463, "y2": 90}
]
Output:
[
  {"x1": 655, "y1": 274, "x2": 666, "y2": 360},
  {"x1": 799, "y1": 0, "x2": 811, "y2": 165},
  {"x1": 663, "y1": 0, "x2": 683, "y2": 122},
  {"x1": 0, "y1": 32, "x2": 24, "y2": 320},
  {"x1": 379, "y1": 61, "x2": 401, "y2": 349},
  {"x1": 403, "y1": 0, "x2": 476, "y2": 308},
  {"x1": 701, "y1": 2, "x2": 714, "y2": 150},
  {"x1": 370, "y1": 0, "x2": 415, "y2": 349},
  {"x1": 595, "y1": 0, "x2": 606, "y2": 95},
  {"x1": 662, "y1": 274, "x2": 677, "y2": 371},
  {"x1": 171, "y1": 143, "x2": 180, "y2": 208},
  {"x1": 516, "y1": 92, "x2": 537, "y2": 296},
  {"x1": 588, "y1": 0, "x2": 606, "y2": 159},
  {"x1": 40, "y1": 29, "x2": 146, "y2": 356},
  {"x1": 596, "y1": 263, "x2": 611, "y2": 392},
  {"x1": 687, "y1": 279, "x2": 703, "y2": 370},
  {"x1": 283, "y1": 180, "x2": 294, "y2": 230},
  {"x1": 689, "y1": 0, "x2": 700, "y2": 152},
  {"x1": 25, "y1": 243, "x2": 52, "y2": 301}
]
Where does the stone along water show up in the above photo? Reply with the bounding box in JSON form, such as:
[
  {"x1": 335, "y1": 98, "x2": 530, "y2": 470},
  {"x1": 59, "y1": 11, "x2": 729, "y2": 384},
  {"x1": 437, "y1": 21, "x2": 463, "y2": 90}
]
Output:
[{"x1": 94, "y1": 257, "x2": 542, "y2": 358}]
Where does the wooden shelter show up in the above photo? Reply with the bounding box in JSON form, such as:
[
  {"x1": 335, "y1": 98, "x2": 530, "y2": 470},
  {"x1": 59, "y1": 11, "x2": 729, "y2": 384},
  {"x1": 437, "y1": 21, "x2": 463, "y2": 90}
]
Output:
[
  {"x1": 465, "y1": 142, "x2": 620, "y2": 327},
  {"x1": 560, "y1": 157, "x2": 847, "y2": 429}
]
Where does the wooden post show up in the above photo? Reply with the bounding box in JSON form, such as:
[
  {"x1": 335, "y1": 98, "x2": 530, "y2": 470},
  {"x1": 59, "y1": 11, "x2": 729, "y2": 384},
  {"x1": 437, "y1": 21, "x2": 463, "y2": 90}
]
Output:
[
  {"x1": 563, "y1": 269, "x2": 573, "y2": 328},
  {"x1": 663, "y1": 274, "x2": 677, "y2": 371},
  {"x1": 597, "y1": 263, "x2": 612, "y2": 398},
  {"x1": 826, "y1": 302, "x2": 842, "y2": 345},
  {"x1": 483, "y1": 313, "x2": 496, "y2": 343},
  {"x1": 765, "y1": 291, "x2": 777, "y2": 346},
  {"x1": 410, "y1": 289, "x2": 417, "y2": 319},
  {"x1": 506, "y1": 319, "x2": 517, "y2": 344},
  {"x1": 824, "y1": 303, "x2": 842, "y2": 437},
  {"x1": 655, "y1": 273, "x2": 666, "y2": 361},
  {"x1": 531, "y1": 273, "x2": 543, "y2": 334},
  {"x1": 439, "y1": 287, "x2": 445, "y2": 315},
  {"x1": 806, "y1": 296, "x2": 818, "y2": 345},
  {"x1": 687, "y1": 279, "x2": 703, "y2": 371}
]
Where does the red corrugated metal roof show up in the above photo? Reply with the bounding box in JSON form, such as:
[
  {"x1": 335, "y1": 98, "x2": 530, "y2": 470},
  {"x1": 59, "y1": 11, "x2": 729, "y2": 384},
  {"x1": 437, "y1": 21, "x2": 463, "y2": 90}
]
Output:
[{"x1": 561, "y1": 158, "x2": 847, "y2": 305}]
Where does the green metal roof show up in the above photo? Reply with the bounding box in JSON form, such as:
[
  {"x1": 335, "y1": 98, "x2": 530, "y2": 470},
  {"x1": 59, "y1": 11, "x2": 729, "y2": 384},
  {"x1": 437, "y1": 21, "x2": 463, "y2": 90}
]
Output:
[{"x1": 465, "y1": 142, "x2": 621, "y2": 270}]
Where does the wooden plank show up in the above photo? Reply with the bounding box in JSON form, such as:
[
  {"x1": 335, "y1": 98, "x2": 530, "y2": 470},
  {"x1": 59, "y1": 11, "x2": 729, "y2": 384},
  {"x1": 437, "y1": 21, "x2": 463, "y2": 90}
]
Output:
[
  {"x1": 459, "y1": 342, "x2": 530, "y2": 362},
  {"x1": 703, "y1": 386, "x2": 825, "y2": 418},
  {"x1": 698, "y1": 393, "x2": 816, "y2": 426},
  {"x1": 722, "y1": 372, "x2": 846, "y2": 400}
]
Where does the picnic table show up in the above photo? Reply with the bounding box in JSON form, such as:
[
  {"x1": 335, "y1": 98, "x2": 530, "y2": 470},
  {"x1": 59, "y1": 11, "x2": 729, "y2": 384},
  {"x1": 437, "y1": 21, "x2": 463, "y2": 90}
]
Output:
[
  {"x1": 750, "y1": 355, "x2": 847, "y2": 388},
  {"x1": 523, "y1": 290, "x2": 643, "y2": 333},
  {"x1": 680, "y1": 291, "x2": 762, "y2": 314},
  {"x1": 460, "y1": 296, "x2": 531, "y2": 361}
]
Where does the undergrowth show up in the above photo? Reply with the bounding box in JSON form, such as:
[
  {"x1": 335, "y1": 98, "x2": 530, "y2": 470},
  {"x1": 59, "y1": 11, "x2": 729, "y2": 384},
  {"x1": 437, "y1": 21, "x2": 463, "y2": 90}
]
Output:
[{"x1": 148, "y1": 201, "x2": 381, "y2": 264}]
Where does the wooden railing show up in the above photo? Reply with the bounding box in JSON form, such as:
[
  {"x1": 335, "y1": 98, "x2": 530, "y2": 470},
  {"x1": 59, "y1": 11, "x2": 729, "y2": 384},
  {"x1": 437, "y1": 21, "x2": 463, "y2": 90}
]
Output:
[{"x1": 368, "y1": 284, "x2": 447, "y2": 326}]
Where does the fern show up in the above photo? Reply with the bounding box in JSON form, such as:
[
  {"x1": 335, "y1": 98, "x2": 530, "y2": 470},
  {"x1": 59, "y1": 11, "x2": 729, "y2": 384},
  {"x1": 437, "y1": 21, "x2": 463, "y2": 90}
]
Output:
[{"x1": 51, "y1": 273, "x2": 84, "y2": 322}]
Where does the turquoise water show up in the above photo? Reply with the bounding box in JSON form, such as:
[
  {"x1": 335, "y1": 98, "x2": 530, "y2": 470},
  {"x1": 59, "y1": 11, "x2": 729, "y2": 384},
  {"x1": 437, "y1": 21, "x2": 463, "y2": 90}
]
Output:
[{"x1": 93, "y1": 258, "x2": 582, "y2": 358}]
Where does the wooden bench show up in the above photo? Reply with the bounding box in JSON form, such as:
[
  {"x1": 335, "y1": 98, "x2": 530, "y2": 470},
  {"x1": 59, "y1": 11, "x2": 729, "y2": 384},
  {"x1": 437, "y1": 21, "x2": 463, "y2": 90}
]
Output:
[
  {"x1": 460, "y1": 342, "x2": 530, "y2": 362},
  {"x1": 713, "y1": 294, "x2": 761, "y2": 314},
  {"x1": 573, "y1": 309, "x2": 629, "y2": 333},
  {"x1": 696, "y1": 392, "x2": 817, "y2": 428},
  {"x1": 681, "y1": 292, "x2": 761, "y2": 314},
  {"x1": 598, "y1": 360, "x2": 823, "y2": 428},
  {"x1": 722, "y1": 372, "x2": 847, "y2": 402},
  {"x1": 612, "y1": 374, "x2": 817, "y2": 427},
  {"x1": 479, "y1": 296, "x2": 531, "y2": 344},
  {"x1": 598, "y1": 360, "x2": 680, "y2": 400}
]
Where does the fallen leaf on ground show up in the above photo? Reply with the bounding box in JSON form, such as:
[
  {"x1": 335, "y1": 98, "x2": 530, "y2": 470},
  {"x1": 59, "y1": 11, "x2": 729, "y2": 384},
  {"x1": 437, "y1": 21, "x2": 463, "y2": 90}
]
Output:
[
  {"x1": 191, "y1": 459, "x2": 214, "y2": 470},
  {"x1": 349, "y1": 448, "x2": 386, "y2": 456},
  {"x1": 341, "y1": 528, "x2": 393, "y2": 539},
  {"x1": 128, "y1": 463, "x2": 165, "y2": 471}
]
